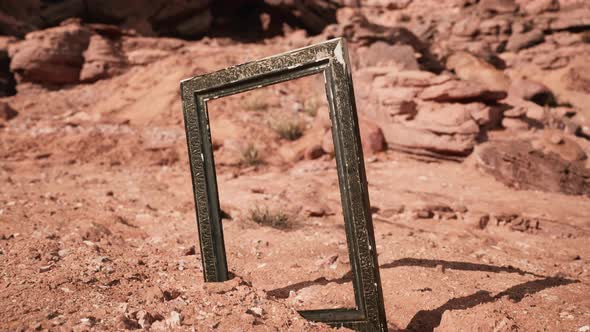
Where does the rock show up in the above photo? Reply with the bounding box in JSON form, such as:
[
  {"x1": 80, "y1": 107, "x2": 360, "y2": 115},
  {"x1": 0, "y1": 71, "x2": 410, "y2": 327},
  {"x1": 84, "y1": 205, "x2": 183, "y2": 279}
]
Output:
[
  {"x1": 503, "y1": 97, "x2": 545, "y2": 122},
  {"x1": 118, "y1": 315, "x2": 141, "y2": 330},
  {"x1": 407, "y1": 102, "x2": 480, "y2": 135},
  {"x1": 359, "y1": 117, "x2": 387, "y2": 154},
  {"x1": 538, "y1": 130, "x2": 587, "y2": 162},
  {"x1": 502, "y1": 117, "x2": 530, "y2": 130},
  {"x1": 325, "y1": 13, "x2": 443, "y2": 72},
  {"x1": 472, "y1": 140, "x2": 590, "y2": 195},
  {"x1": 202, "y1": 277, "x2": 243, "y2": 295},
  {"x1": 419, "y1": 80, "x2": 507, "y2": 103},
  {"x1": 80, "y1": 35, "x2": 127, "y2": 82},
  {"x1": 0, "y1": 102, "x2": 18, "y2": 125},
  {"x1": 505, "y1": 29, "x2": 545, "y2": 52},
  {"x1": 479, "y1": 0, "x2": 518, "y2": 13},
  {"x1": 467, "y1": 103, "x2": 501, "y2": 128},
  {"x1": 563, "y1": 64, "x2": 590, "y2": 94},
  {"x1": 167, "y1": 311, "x2": 182, "y2": 327},
  {"x1": 9, "y1": 22, "x2": 92, "y2": 84},
  {"x1": 246, "y1": 307, "x2": 265, "y2": 318},
  {"x1": 304, "y1": 144, "x2": 324, "y2": 160},
  {"x1": 517, "y1": 0, "x2": 559, "y2": 14},
  {"x1": 446, "y1": 52, "x2": 511, "y2": 91},
  {"x1": 452, "y1": 17, "x2": 481, "y2": 37},
  {"x1": 549, "y1": 9, "x2": 590, "y2": 31},
  {"x1": 381, "y1": 122, "x2": 477, "y2": 157},
  {"x1": 509, "y1": 79, "x2": 554, "y2": 105},
  {"x1": 359, "y1": 41, "x2": 420, "y2": 70},
  {"x1": 323, "y1": 115, "x2": 385, "y2": 155},
  {"x1": 479, "y1": 17, "x2": 512, "y2": 35}
]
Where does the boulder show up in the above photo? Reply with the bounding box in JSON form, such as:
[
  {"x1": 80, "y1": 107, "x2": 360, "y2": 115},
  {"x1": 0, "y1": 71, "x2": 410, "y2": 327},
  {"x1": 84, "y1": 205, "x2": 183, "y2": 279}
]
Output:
[
  {"x1": 419, "y1": 80, "x2": 507, "y2": 103},
  {"x1": 381, "y1": 122, "x2": 477, "y2": 156},
  {"x1": 472, "y1": 140, "x2": 590, "y2": 195},
  {"x1": 358, "y1": 42, "x2": 420, "y2": 70},
  {"x1": 321, "y1": 116, "x2": 386, "y2": 155},
  {"x1": 80, "y1": 35, "x2": 127, "y2": 82},
  {"x1": 505, "y1": 29, "x2": 545, "y2": 52},
  {"x1": 446, "y1": 52, "x2": 511, "y2": 91},
  {"x1": 9, "y1": 22, "x2": 92, "y2": 84},
  {"x1": 535, "y1": 130, "x2": 587, "y2": 162},
  {"x1": 405, "y1": 102, "x2": 480, "y2": 135}
]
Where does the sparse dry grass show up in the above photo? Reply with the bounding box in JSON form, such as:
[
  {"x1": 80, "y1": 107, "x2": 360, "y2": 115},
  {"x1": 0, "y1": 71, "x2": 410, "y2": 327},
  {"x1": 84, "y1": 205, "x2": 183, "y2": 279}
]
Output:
[
  {"x1": 271, "y1": 116, "x2": 304, "y2": 141},
  {"x1": 243, "y1": 90, "x2": 269, "y2": 111},
  {"x1": 302, "y1": 98, "x2": 320, "y2": 117},
  {"x1": 240, "y1": 144, "x2": 263, "y2": 166},
  {"x1": 249, "y1": 206, "x2": 292, "y2": 229}
]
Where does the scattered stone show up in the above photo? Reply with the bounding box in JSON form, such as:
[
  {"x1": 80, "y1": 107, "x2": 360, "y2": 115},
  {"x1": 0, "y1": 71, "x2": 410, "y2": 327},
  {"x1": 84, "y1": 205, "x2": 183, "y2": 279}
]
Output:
[
  {"x1": 246, "y1": 307, "x2": 265, "y2": 318},
  {"x1": 202, "y1": 277, "x2": 243, "y2": 295},
  {"x1": 315, "y1": 254, "x2": 338, "y2": 269},
  {"x1": 167, "y1": 311, "x2": 182, "y2": 327},
  {"x1": 118, "y1": 315, "x2": 141, "y2": 330},
  {"x1": 183, "y1": 245, "x2": 196, "y2": 256},
  {"x1": 39, "y1": 265, "x2": 52, "y2": 273}
]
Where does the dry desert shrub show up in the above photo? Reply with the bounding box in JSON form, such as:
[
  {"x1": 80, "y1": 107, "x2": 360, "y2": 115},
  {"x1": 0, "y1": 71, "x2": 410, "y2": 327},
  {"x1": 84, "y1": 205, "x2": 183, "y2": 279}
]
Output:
[
  {"x1": 270, "y1": 115, "x2": 304, "y2": 140},
  {"x1": 240, "y1": 144, "x2": 263, "y2": 166},
  {"x1": 249, "y1": 206, "x2": 292, "y2": 229}
]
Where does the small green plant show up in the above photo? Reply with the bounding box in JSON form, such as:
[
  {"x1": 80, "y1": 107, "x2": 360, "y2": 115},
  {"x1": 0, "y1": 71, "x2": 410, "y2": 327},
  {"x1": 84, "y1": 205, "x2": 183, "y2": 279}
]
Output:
[
  {"x1": 241, "y1": 144, "x2": 263, "y2": 166},
  {"x1": 249, "y1": 206, "x2": 292, "y2": 229},
  {"x1": 582, "y1": 32, "x2": 590, "y2": 44},
  {"x1": 271, "y1": 117, "x2": 304, "y2": 141}
]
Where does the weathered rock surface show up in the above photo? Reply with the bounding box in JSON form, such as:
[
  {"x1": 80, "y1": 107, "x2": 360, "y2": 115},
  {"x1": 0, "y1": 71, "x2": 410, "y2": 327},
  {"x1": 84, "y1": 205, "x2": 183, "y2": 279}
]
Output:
[
  {"x1": 506, "y1": 29, "x2": 545, "y2": 52},
  {"x1": 80, "y1": 35, "x2": 127, "y2": 82},
  {"x1": 9, "y1": 22, "x2": 91, "y2": 84},
  {"x1": 473, "y1": 140, "x2": 590, "y2": 195},
  {"x1": 446, "y1": 52, "x2": 511, "y2": 91},
  {"x1": 419, "y1": 80, "x2": 507, "y2": 103}
]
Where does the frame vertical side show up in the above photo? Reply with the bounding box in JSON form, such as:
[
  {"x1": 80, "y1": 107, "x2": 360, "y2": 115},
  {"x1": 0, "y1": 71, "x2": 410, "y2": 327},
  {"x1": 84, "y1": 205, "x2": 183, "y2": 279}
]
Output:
[
  {"x1": 196, "y1": 97, "x2": 229, "y2": 281},
  {"x1": 181, "y1": 81, "x2": 227, "y2": 282},
  {"x1": 327, "y1": 40, "x2": 388, "y2": 331}
]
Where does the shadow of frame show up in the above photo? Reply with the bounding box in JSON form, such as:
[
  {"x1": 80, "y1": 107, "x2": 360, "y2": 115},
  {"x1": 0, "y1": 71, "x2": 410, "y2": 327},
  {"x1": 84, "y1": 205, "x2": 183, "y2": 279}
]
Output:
[{"x1": 266, "y1": 258, "x2": 579, "y2": 331}]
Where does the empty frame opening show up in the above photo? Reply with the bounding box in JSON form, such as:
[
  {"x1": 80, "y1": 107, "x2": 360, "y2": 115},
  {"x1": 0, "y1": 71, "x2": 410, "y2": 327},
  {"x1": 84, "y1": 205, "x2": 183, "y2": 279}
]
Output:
[{"x1": 205, "y1": 73, "x2": 356, "y2": 310}]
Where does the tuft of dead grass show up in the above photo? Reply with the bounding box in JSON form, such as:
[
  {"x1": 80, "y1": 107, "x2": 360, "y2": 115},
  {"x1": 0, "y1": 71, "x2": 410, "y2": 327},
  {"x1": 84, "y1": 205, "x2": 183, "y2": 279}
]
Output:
[
  {"x1": 243, "y1": 90, "x2": 269, "y2": 111},
  {"x1": 240, "y1": 144, "x2": 263, "y2": 166},
  {"x1": 249, "y1": 206, "x2": 292, "y2": 229},
  {"x1": 271, "y1": 116, "x2": 304, "y2": 141}
]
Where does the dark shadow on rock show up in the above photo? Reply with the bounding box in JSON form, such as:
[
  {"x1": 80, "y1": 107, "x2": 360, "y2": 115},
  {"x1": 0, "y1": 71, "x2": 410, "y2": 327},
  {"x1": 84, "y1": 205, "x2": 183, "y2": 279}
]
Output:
[{"x1": 404, "y1": 276, "x2": 578, "y2": 331}]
